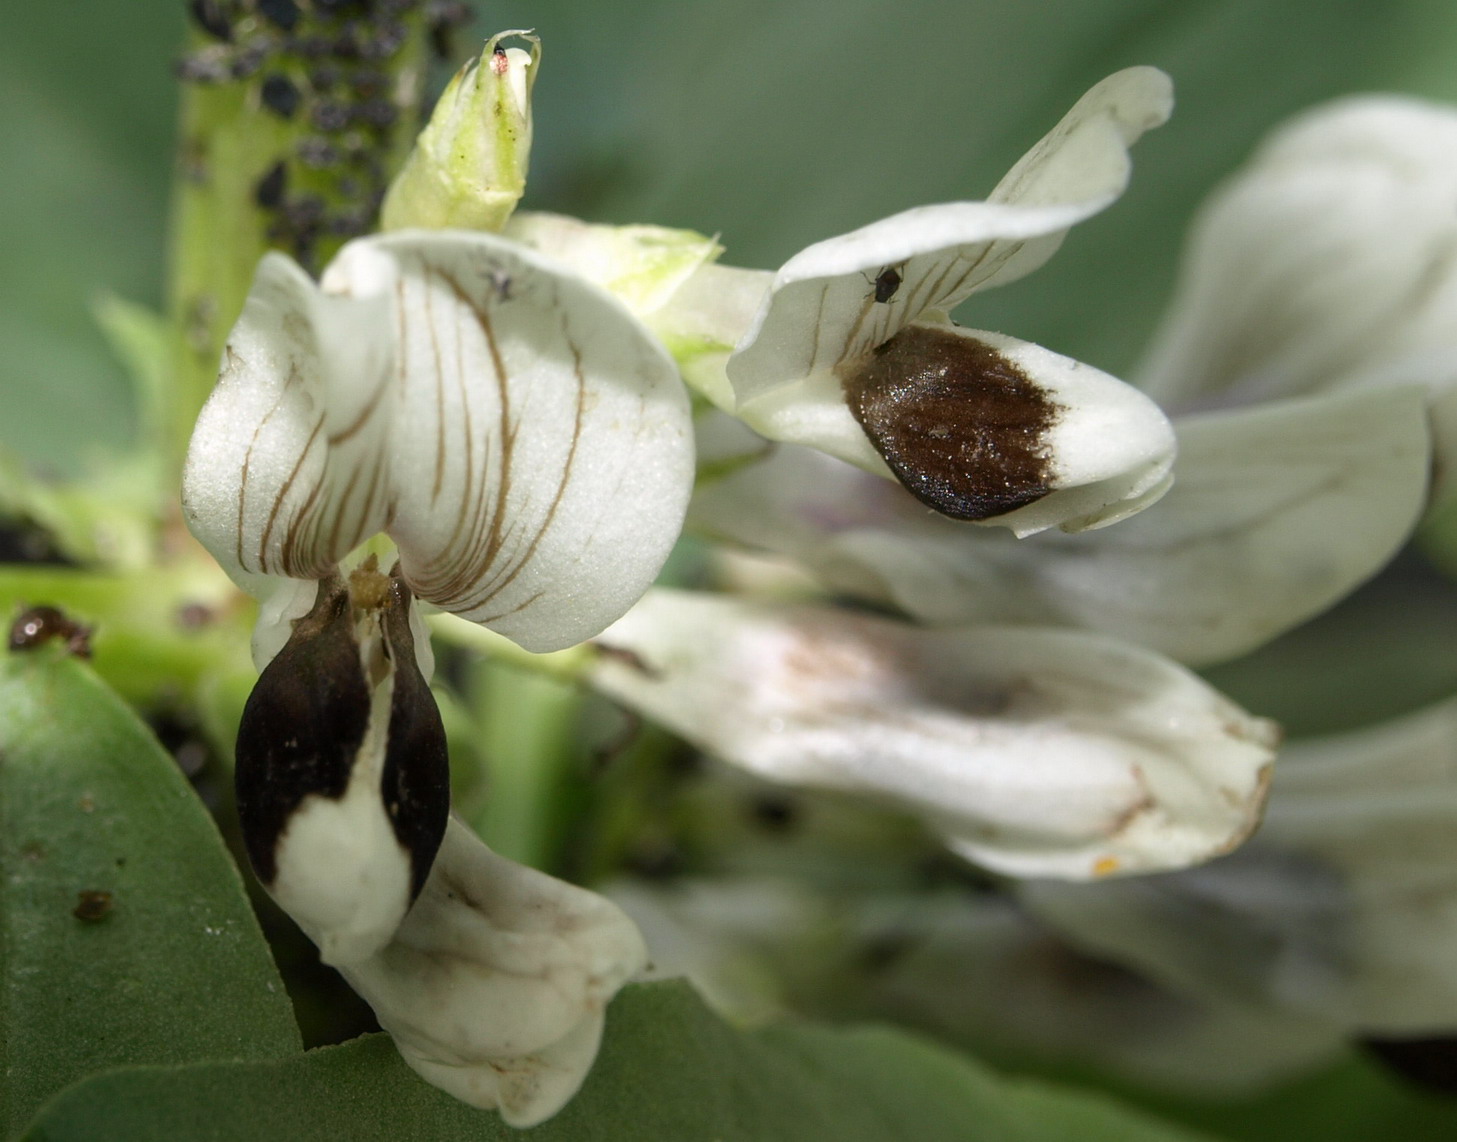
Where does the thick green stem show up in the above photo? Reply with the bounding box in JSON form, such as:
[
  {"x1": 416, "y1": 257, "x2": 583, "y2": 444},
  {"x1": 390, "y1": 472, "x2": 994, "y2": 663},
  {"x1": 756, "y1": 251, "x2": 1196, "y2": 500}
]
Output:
[{"x1": 164, "y1": 2, "x2": 434, "y2": 473}]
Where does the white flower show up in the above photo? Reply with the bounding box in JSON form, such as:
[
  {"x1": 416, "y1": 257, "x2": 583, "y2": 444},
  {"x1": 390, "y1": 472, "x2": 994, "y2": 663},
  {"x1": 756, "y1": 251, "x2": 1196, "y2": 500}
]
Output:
[
  {"x1": 691, "y1": 96, "x2": 1448, "y2": 666},
  {"x1": 1020, "y1": 695, "x2": 1457, "y2": 1042},
  {"x1": 589, "y1": 589, "x2": 1277, "y2": 880},
  {"x1": 182, "y1": 227, "x2": 684, "y2": 1116},
  {"x1": 509, "y1": 70, "x2": 1181, "y2": 537},
  {"x1": 716, "y1": 67, "x2": 1178, "y2": 537}
]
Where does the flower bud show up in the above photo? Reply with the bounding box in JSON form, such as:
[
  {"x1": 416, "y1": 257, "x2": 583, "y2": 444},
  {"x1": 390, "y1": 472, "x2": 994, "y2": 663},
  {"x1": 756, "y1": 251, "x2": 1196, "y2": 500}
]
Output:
[
  {"x1": 234, "y1": 561, "x2": 450, "y2": 965},
  {"x1": 381, "y1": 31, "x2": 539, "y2": 232}
]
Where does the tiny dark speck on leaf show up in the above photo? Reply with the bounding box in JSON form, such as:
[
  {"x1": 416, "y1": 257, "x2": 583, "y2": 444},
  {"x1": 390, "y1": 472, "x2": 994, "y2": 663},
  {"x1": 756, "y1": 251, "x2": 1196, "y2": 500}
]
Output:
[
  {"x1": 73, "y1": 891, "x2": 114, "y2": 922},
  {"x1": 8, "y1": 604, "x2": 93, "y2": 657}
]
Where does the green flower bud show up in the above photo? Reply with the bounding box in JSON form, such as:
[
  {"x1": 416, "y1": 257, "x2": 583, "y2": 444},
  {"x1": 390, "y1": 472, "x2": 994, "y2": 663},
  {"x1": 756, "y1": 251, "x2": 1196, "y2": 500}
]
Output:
[{"x1": 381, "y1": 31, "x2": 540, "y2": 233}]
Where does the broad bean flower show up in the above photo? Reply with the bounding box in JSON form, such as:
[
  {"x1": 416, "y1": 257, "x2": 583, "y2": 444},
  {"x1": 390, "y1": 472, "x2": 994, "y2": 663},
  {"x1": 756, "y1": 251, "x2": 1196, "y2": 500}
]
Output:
[
  {"x1": 514, "y1": 68, "x2": 1181, "y2": 538},
  {"x1": 590, "y1": 589, "x2": 1277, "y2": 881},
  {"x1": 692, "y1": 97, "x2": 1445, "y2": 666},
  {"x1": 181, "y1": 222, "x2": 686, "y2": 1121}
]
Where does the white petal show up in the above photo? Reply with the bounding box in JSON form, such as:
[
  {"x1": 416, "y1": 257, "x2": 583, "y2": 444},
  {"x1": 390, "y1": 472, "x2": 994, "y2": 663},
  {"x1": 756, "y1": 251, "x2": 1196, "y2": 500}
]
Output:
[
  {"x1": 1020, "y1": 846, "x2": 1360, "y2": 1026},
  {"x1": 1139, "y1": 96, "x2": 1457, "y2": 413},
  {"x1": 1023, "y1": 696, "x2": 1457, "y2": 1037},
  {"x1": 694, "y1": 384, "x2": 1430, "y2": 665},
  {"x1": 181, "y1": 252, "x2": 397, "y2": 584},
  {"x1": 1021, "y1": 386, "x2": 1431, "y2": 664},
  {"x1": 1263, "y1": 698, "x2": 1457, "y2": 1030},
  {"x1": 727, "y1": 67, "x2": 1172, "y2": 400},
  {"x1": 501, "y1": 211, "x2": 724, "y2": 319},
  {"x1": 339, "y1": 818, "x2": 648, "y2": 1128},
  {"x1": 325, "y1": 231, "x2": 694, "y2": 653},
  {"x1": 591, "y1": 591, "x2": 1276, "y2": 880},
  {"x1": 735, "y1": 326, "x2": 1174, "y2": 536}
]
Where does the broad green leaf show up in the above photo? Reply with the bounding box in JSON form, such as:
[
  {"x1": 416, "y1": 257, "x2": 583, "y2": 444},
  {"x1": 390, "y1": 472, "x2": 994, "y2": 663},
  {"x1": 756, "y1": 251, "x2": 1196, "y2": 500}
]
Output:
[
  {"x1": 1119, "y1": 1050, "x2": 1457, "y2": 1142},
  {"x1": 18, "y1": 980, "x2": 1218, "y2": 1142},
  {"x1": 0, "y1": 646, "x2": 300, "y2": 1138}
]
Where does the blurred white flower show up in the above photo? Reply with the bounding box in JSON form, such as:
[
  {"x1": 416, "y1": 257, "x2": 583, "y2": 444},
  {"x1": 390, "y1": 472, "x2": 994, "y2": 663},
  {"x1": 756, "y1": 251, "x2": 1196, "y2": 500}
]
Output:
[
  {"x1": 1021, "y1": 694, "x2": 1457, "y2": 1043},
  {"x1": 692, "y1": 96, "x2": 1449, "y2": 666},
  {"x1": 590, "y1": 589, "x2": 1277, "y2": 881}
]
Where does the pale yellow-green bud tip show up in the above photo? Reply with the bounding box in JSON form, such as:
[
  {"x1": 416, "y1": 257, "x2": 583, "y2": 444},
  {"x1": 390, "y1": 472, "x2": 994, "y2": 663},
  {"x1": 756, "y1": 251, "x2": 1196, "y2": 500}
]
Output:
[{"x1": 381, "y1": 30, "x2": 539, "y2": 233}]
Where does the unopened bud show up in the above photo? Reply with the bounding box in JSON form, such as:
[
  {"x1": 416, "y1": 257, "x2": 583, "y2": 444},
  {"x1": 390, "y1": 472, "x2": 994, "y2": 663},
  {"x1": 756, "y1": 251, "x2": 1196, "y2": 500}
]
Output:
[{"x1": 381, "y1": 30, "x2": 539, "y2": 232}]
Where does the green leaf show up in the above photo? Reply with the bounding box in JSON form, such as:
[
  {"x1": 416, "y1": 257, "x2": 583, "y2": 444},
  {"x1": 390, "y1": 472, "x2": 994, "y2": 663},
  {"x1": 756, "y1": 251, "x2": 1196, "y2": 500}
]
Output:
[
  {"x1": 18, "y1": 980, "x2": 1217, "y2": 1142},
  {"x1": 0, "y1": 646, "x2": 300, "y2": 1138}
]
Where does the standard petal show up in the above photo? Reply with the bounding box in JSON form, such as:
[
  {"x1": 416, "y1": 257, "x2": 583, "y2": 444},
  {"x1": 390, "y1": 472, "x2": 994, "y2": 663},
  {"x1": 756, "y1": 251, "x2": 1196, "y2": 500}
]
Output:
[
  {"x1": 181, "y1": 251, "x2": 397, "y2": 584},
  {"x1": 1139, "y1": 96, "x2": 1457, "y2": 414},
  {"x1": 694, "y1": 385, "x2": 1430, "y2": 665},
  {"x1": 338, "y1": 818, "x2": 648, "y2": 1127},
  {"x1": 736, "y1": 326, "x2": 1174, "y2": 535},
  {"x1": 727, "y1": 67, "x2": 1172, "y2": 400},
  {"x1": 324, "y1": 231, "x2": 694, "y2": 653},
  {"x1": 182, "y1": 250, "x2": 399, "y2": 588},
  {"x1": 590, "y1": 590, "x2": 1276, "y2": 880}
]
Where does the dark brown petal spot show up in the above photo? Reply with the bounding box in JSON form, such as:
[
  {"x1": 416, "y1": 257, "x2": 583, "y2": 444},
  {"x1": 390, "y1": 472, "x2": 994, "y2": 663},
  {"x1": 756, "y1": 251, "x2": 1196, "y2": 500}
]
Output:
[
  {"x1": 235, "y1": 577, "x2": 369, "y2": 885},
  {"x1": 841, "y1": 325, "x2": 1061, "y2": 521},
  {"x1": 379, "y1": 573, "x2": 450, "y2": 898}
]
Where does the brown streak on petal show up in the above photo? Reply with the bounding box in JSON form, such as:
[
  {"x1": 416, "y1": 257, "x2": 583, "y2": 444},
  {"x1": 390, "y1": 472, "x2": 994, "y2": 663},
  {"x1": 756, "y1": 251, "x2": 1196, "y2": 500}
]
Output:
[
  {"x1": 260, "y1": 415, "x2": 325, "y2": 574},
  {"x1": 456, "y1": 322, "x2": 589, "y2": 614},
  {"x1": 807, "y1": 283, "x2": 828, "y2": 373},
  {"x1": 234, "y1": 360, "x2": 297, "y2": 570},
  {"x1": 326, "y1": 374, "x2": 390, "y2": 446},
  {"x1": 420, "y1": 275, "x2": 449, "y2": 503},
  {"x1": 840, "y1": 326, "x2": 1061, "y2": 520}
]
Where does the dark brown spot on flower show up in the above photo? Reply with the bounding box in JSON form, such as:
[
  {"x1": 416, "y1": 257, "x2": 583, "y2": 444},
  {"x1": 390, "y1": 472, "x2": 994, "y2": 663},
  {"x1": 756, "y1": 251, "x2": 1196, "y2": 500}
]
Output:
[
  {"x1": 840, "y1": 326, "x2": 1061, "y2": 520},
  {"x1": 235, "y1": 578, "x2": 367, "y2": 886}
]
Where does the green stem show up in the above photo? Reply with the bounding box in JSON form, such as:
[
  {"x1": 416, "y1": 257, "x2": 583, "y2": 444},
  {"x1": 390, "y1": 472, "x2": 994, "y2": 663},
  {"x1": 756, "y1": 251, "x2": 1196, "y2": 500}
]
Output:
[{"x1": 164, "y1": 3, "x2": 433, "y2": 475}]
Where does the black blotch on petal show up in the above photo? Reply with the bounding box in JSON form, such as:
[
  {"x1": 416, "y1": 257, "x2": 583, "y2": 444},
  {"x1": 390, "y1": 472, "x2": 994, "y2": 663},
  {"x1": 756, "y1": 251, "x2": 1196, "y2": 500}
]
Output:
[
  {"x1": 379, "y1": 576, "x2": 451, "y2": 898},
  {"x1": 235, "y1": 579, "x2": 369, "y2": 885},
  {"x1": 254, "y1": 160, "x2": 288, "y2": 208},
  {"x1": 841, "y1": 325, "x2": 1061, "y2": 521}
]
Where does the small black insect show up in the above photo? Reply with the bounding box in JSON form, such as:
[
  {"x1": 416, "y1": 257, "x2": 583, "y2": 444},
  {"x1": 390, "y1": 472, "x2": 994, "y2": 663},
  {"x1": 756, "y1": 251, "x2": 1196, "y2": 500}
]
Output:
[
  {"x1": 256, "y1": 0, "x2": 301, "y2": 32},
  {"x1": 188, "y1": 0, "x2": 234, "y2": 42},
  {"x1": 254, "y1": 160, "x2": 288, "y2": 209},
  {"x1": 260, "y1": 74, "x2": 302, "y2": 119},
  {"x1": 873, "y1": 266, "x2": 903, "y2": 304}
]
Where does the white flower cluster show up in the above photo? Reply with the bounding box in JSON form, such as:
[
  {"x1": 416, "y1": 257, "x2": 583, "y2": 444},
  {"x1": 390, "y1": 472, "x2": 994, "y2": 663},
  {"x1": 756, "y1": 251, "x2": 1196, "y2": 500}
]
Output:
[{"x1": 181, "y1": 24, "x2": 1457, "y2": 1120}]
